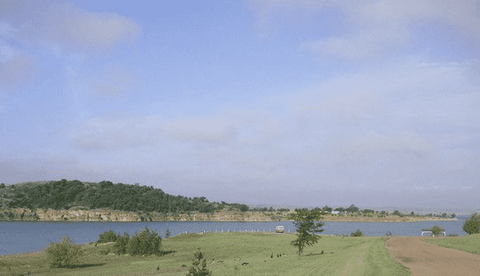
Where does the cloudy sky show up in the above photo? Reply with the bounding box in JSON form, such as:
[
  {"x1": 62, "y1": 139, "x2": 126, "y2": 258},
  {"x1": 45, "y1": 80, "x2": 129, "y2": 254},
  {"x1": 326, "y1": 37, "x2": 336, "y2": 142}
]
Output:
[{"x1": 1, "y1": 0, "x2": 479, "y2": 209}]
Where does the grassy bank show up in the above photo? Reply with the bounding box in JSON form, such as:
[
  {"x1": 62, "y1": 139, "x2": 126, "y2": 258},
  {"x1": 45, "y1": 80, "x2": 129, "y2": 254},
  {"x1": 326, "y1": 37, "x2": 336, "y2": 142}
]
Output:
[
  {"x1": 425, "y1": 234, "x2": 480, "y2": 255},
  {"x1": 0, "y1": 232, "x2": 410, "y2": 276}
]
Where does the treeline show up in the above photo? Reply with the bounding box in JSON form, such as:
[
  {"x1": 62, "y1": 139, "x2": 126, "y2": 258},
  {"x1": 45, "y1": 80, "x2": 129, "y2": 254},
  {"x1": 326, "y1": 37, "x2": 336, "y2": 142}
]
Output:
[
  {"x1": 0, "y1": 179, "x2": 249, "y2": 214},
  {"x1": 304, "y1": 205, "x2": 456, "y2": 218}
]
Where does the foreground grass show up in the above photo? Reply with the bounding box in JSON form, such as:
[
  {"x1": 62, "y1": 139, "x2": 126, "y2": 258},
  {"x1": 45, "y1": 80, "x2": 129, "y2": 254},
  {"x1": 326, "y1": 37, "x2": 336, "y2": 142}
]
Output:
[
  {"x1": 0, "y1": 232, "x2": 409, "y2": 276},
  {"x1": 425, "y1": 234, "x2": 480, "y2": 255}
]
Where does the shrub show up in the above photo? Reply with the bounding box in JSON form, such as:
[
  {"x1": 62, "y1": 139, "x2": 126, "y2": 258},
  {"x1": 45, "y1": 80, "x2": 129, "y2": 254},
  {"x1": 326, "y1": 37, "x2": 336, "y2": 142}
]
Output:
[
  {"x1": 448, "y1": 233, "x2": 459, "y2": 237},
  {"x1": 165, "y1": 229, "x2": 171, "y2": 239},
  {"x1": 127, "y1": 227, "x2": 161, "y2": 256},
  {"x1": 186, "y1": 248, "x2": 212, "y2": 276},
  {"x1": 97, "y1": 229, "x2": 118, "y2": 243},
  {"x1": 351, "y1": 229, "x2": 364, "y2": 237},
  {"x1": 113, "y1": 232, "x2": 130, "y2": 255},
  {"x1": 463, "y1": 213, "x2": 480, "y2": 235},
  {"x1": 431, "y1": 225, "x2": 445, "y2": 236},
  {"x1": 44, "y1": 236, "x2": 83, "y2": 268}
]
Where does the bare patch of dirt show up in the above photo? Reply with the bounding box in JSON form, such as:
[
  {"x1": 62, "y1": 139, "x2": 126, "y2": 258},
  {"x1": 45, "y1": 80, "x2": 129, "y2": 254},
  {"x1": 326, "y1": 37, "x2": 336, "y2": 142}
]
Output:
[{"x1": 386, "y1": 237, "x2": 480, "y2": 276}]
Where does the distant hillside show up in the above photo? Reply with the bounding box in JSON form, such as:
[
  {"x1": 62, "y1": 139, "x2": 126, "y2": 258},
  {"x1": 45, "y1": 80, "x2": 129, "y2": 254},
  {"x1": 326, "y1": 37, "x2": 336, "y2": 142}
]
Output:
[{"x1": 0, "y1": 179, "x2": 249, "y2": 214}]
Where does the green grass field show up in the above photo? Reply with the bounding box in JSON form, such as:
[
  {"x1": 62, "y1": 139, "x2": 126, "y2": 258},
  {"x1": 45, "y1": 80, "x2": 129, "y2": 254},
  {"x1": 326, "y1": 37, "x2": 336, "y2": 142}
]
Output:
[
  {"x1": 425, "y1": 234, "x2": 480, "y2": 255},
  {"x1": 0, "y1": 232, "x2": 410, "y2": 276}
]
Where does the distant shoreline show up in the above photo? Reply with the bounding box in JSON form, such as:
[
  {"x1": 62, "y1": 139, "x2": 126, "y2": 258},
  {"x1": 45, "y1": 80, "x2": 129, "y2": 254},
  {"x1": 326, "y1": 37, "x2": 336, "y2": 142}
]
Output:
[{"x1": 0, "y1": 208, "x2": 458, "y2": 223}]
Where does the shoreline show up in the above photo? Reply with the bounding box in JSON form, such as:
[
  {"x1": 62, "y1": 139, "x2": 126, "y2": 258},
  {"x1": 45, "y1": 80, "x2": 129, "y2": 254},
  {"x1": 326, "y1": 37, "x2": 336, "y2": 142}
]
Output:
[{"x1": 0, "y1": 208, "x2": 458, "y2": 223}]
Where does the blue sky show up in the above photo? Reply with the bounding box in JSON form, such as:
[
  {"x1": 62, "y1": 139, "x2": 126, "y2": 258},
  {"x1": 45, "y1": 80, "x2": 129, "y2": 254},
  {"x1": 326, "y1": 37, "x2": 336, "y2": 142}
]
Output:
[{"x1": 1, "y1": 0, "x2": 479, "y2": 209}]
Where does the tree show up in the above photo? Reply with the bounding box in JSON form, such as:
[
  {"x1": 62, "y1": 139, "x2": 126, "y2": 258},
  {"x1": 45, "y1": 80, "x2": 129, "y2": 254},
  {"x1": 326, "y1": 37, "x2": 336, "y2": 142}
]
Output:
[
  {"x1": 451, "y1": 213, "x2": 456, "y2": 219},
  {"x1": 442, "y1": 213, "x2": 447, "y2": 218},
  {"x1": 97, "y1": 229, "x2": 118, "y2": 243},
  {"x1": 186, "y1": 248, "x2": 212, "y2": 276},
  {"x1": 113, "y1": 232, "x2": 130, "y2": 255},
  {"x1": 322, "y1": 205, "x2": 333, "y2": 213},
  {"x1": 346, "y1": 205, "x2": 359, "y2": 213},
  {"x1": 0, "y1": 183, "x2": 5, "y2": 189},
  {"x1": 431, "y1": 225, "x2": 445, "y2": 236},
  {"x1": 165, "y1": 229, "x2": 171, "y2": 239},
  {"x1": 290, "y1": 208, "x2": 324, "y2": 255},
  {"x1": 44, "y1": 236, "x2": 83, "y2": 268},
  {"x1": 350, "y1": 229, "x2": 363, "y2": 237},
  {"x1": 463, "y1": 213, "x2": 480, "y2": 235},
  {"x1": 127, "y1": 227, "x2": 161, "y2": 256}
]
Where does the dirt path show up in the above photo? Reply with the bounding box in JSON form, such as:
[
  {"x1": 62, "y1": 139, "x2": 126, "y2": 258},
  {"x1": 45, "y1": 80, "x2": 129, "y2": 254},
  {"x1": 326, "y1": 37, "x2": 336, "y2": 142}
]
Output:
[{"x1": 386, "y1": 237, "x2": 480, "y2": 276}]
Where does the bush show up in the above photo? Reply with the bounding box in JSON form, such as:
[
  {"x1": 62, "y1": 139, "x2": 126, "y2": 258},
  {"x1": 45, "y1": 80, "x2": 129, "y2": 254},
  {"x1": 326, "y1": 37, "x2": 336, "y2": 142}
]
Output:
[
  {"x1": 44, "y1": 236, "x2": 83, "y2": 268},
  {"x1": 431, "y1": 225, "x2": 445, "y2": 236},
  {"x1": 97, "y1": 229, "x2": 118, "y2": 243},
  {"x1": 351, "y1": 229, "x2": 364, "y2": 237},
  {"x1": 463, "y1": 213, "x2": 480, "y2": 235},
  {"x1": 187, "y1": 248, "x2": 212, "y2": 276},
  {"x1": 126, "y1": 227, "x2": 161, "y2": 256},
  {"x1": 165, "y1": 229, "x2": 171, "y2": 239},
  {"x1": 113, "y1": 232, "x2": 130, "y2": 255}
]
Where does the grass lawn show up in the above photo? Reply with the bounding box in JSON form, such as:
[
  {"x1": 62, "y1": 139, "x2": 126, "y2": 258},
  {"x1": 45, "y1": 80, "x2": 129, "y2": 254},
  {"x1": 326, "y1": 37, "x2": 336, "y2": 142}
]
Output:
[
  {"x1": 0, "y1": 232, "x2": 410, "y2": 276},
  {"x1": 425, "y1": 234, "x2": 480, "y2": 255}
]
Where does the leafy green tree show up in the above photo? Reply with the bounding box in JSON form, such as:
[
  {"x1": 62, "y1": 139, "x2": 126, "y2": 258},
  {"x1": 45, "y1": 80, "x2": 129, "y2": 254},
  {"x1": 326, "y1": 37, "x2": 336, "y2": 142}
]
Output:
[
  {"x1": 113, "y1": 232, "x2": 130, "y2": 255},
  {"x1": 322, "y1": 206, "x2": 333, "y2": 213},
  {"x1": 442, "y1": 213, "x2": 447, "y2": 218},
  {"x1": 463, "y1": 213, "x2": 480, "y2": 235},
  {"x1": 127, "y1": 227, "x2": 161, "y2": 256},
  {"x1": 451, "y1": 213, "x2": 456, "y2": 218},
  {"x1": 351, "y1": 229, "x2": 364, "y2": 237},
  {"x1": 97, "y1": 229, "x2": 118, "y2": 243},
  {"x1": 0, "y1": 183, "x2": 5, "y2": 189},
  {"x1": 346, "y1": 205, "x2": 359, "y2": 213},
  {"x1": 431, "y1": 225, "x2": 445, "y2": 236},
  {"x1": 290, "y1": 208, "x2": 324, "y2": 255},
  {"x1": 44, "y1": 236, "x2": 83, "y2": 268},
  {"x1": 165, "y1": 229, "x2": 171, "y2": 239},
  {"x1": 186, "y1": 248, "x2": 212, "y2": 276}
]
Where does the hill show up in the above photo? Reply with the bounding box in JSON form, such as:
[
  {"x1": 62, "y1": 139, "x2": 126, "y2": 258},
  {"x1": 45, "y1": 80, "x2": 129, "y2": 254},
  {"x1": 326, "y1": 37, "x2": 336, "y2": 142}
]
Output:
[{"x1": 0, "y1": 179, "x2": 248, "y2": 215}]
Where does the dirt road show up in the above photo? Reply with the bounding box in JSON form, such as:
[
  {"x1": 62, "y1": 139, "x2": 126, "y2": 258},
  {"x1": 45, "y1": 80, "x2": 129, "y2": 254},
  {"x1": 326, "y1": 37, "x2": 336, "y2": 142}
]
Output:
[{"x1": 386, "y1": 237, "x2": 480, "y2": 276}]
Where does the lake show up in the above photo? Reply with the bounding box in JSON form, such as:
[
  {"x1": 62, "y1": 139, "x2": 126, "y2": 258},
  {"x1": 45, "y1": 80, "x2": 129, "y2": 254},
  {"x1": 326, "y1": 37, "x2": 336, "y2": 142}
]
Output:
[{"x1": 0, "y1": 216, "x2": 469, "y2": 256}]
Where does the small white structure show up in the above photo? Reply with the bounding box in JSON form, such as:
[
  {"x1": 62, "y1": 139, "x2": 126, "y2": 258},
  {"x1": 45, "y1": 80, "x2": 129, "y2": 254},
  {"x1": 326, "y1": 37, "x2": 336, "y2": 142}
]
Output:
[
  {"x1": 331, "y1": 211, "x2": 340, "y2": 214},
  {"x1": 275, "y1": 226, "x2": 285, "y2": 233},
  {"x1": 421, "y1": 230, "x2": 446, "y2": 237}
]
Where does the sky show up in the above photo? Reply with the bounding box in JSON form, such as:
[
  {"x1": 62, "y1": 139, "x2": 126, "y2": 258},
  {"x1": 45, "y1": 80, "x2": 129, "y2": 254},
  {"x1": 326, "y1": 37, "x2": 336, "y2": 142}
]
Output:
[{"x1": 1, "y1": 0, "x2": 479, "y2": 209}]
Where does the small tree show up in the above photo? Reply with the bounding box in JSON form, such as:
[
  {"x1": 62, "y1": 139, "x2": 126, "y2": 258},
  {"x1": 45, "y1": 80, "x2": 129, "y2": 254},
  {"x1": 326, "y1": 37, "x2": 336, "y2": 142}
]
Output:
[
  {"x1": 290, "y1": 208, "x2": 324, "y2": 255},
  {"x1": 350, "y1": 229, "x2": 364, "y2": 237},
  {"x1": 463, "y1": 213, "x2": 480, "y2": 235},
  {"x1": 186, "y1": 248, "x2": 212, "y2": 276},
  {"x1": 113, "y1": 232, "x2": 130, "y2": 255},
  {"x1": 431, "y1": 225, "x2": 445, "y2": 236},
  {"x1": 97, "y1": 229, "x2": 118, "y2": 243},
  {"x1": 127, "y1": 227, "x2": 161, "y2": 256},
  {"x1": 45, "y1": 236, "x2": 83, "y2": 268},
  {"x1": 165, "y1": 229, "x2": 171, "y2": 239}
]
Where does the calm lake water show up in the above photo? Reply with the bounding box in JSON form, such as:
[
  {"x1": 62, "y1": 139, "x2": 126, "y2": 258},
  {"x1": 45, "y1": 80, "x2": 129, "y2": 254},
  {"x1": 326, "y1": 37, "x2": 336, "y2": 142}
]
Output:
[{"x1": 0, "y1": 216, "x2": 469, "y2": 256}]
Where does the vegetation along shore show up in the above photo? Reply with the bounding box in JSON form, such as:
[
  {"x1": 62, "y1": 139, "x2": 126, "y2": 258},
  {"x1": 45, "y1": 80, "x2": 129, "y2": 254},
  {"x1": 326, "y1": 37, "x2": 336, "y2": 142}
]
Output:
[{"x1": 1, "y1": 180, "x2": 457, "y2": 223}]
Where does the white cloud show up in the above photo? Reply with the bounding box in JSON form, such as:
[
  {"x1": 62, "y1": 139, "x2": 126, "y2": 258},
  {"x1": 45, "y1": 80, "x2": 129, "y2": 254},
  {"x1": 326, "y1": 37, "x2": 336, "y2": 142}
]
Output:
[
  {"x1": 1, "y1": 1, "x2": 141, "y2": 52},
  {"x1": 249, "y1": 0, "x2": 480, "y2": 59}
]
